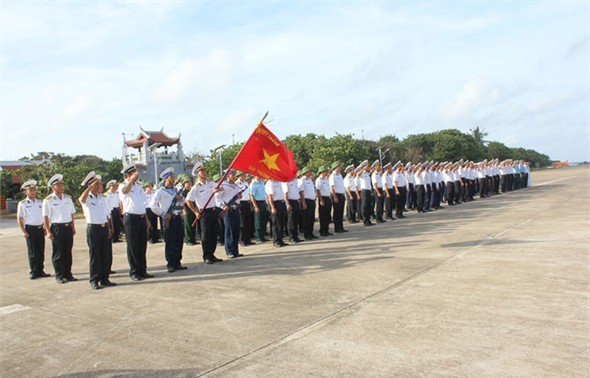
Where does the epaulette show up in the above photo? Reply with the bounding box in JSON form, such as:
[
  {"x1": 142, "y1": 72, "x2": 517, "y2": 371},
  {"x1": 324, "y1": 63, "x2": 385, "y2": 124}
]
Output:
[
  {"x1": 45, "y1": 195, "x2": 52, "y2": 200},
  {"x1": 19, "y1": 199, "x2": 26, "y2": 204}
]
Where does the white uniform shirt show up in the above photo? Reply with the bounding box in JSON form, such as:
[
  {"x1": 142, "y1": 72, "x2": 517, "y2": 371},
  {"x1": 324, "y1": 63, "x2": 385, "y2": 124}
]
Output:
[
  {"x1": 394, "y1": 171, "x2": 407, "y2": 187},
  {"x1": 405, "y1": 171, "x2": 415, "y2": 185},
  {"x1": 282, "y1": 179, "x2": 301, "y2": 201},
  {"x1": 216, "y1": 181, "x2": 241, "y2": 208},
  {"x1": 422, "y1": 171, "x2": 431, "y2": 186},
  {"x1": 299, "y1": 177, "x2": 316, "y2": 200},
  {"x1": 343, "y1": 175, "x2": 356, "y2": 193},
  {"x1": 360, "y1": 172, "x2": 372, "y2": 190},
  {"x1": 315, "y1": 176, "x2": 330, "y2": 197},
  {"x1": 150, "y1": 186, "x2": 185, "y2": 216},
  {"x1": 106, "y1": 190, "x2": 120, "y2": 209},
  {"x1": 82, "y1": 193, "x2": 111, "y2": 224},
  {"x1": 236, "y1": 180, "x2": 251, "y2": 202},
  {"x1": 265, "y1": 180, "x2": 284, "y2": 201},
  {"x1": 329, "y1": 172, "x2": 345, "y2": 194},
  {"x1": 144, "y1": 189, "x2": 154, "y2": 209},
  {"x1": 17, "y1": 198, "x2": 43, "y2": 226},
  {"x1": 186, "y1": 180, "x2": 217, "y2": 210},
  {"x1": 414, "y1": 171, "x2": 424, "y2": 185},
  {"x1": 382, "y1": 172, "x2": 394, "y2": 189},
  {"x1": 42, "y1": 193, "x2": 76, "y2": 223},
  {"x1": 118, "y1": 181, "x2": 147, "y2": 215},
  {"x1": 371, "y1": 172, "x2": 383, "y2": 188}
]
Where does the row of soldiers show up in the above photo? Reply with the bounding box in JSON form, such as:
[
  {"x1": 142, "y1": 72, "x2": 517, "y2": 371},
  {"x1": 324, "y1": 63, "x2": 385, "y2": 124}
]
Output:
[{"x1": 16, "y1": 158, "x2": 530, "y2": 290}]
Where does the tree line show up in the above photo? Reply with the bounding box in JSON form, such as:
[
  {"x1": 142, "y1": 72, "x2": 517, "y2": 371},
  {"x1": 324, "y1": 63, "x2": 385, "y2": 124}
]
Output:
[{"x1": 1, "y1": 128, "x2": 550, "y2": 201}]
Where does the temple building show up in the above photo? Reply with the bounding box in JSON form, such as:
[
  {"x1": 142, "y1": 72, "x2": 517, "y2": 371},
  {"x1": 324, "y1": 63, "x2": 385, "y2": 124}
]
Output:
[{"x1": 122, "y1": 127, "x2": 192, "y2": 183}]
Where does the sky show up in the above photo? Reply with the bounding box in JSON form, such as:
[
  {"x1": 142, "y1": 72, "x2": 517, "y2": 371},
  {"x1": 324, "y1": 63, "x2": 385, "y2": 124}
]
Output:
[{"x1": 1, "y1": 0, "x2": 588, "y2": 163}]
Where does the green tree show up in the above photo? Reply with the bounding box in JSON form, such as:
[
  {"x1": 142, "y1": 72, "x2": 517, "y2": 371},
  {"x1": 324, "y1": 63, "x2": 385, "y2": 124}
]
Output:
[
  {"x1": 486, "y1": 141, "x2": 512, "y2": 161},
  {"x1": 469, "y1": 126, "x2": 489, "y2": 147}
]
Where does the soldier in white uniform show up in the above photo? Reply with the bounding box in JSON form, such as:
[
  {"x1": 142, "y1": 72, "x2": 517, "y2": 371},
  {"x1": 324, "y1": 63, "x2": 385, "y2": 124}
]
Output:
[
  {"x1": 17, "y1": 180, "x2": 50, "y2": 280},
  {"x1": 105, "y1": 180, "x2": 123, "y2": 243},
  {"x1": 283, "y1": 175, "x2": 304, "y2": 243},
  {"x1": 79, "y1": 172, "x2": 116, "y2": 289},
  {"x1": 371, "y1": 160, "x2": 385, "y2": 223},
  {"x1": 236, "y1": 172, "x2": 255, "y2": 246},
  {"x1": 299, "y1": 167, "x2": 318, "y2": 240},
  {"x1": 266, "y1": 178, "x2": 288, "y2": 247},
  {"x1": 150, "y1": 167, "x2": 187, "y2": 272},
  {"x1": 381, "y1": 163, "x2": 394, "y2": 220},
  {"x1": 343, "y1": 165, "x2": 358, "y2": 224},
  {"x1": 329, "y1": 162, "x2": 348, "y2": 233},
  {"x1": 119, "y1": 163, "x2": 153, "y2": 281},
  {"x1": 185, "y1": 162, "x2": 224, "y2": 264},
  {"x1": 42, "y1": 174, "x2": 77, "y2": 284},
  {"x1": 316, "y1": 166, "x2": 332, "y2": 236}
]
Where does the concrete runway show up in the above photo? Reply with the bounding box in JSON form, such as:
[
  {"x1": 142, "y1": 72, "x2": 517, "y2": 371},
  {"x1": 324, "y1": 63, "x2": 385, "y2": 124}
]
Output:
[{"x1": 0, "y1": 166, "x2": 588, "y2": 377}]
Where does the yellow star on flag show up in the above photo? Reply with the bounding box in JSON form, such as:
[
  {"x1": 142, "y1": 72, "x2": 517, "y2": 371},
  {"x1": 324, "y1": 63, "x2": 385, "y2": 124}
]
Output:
[{"x1": 260, "y1": 149, "x2": 280, "y2": 171}]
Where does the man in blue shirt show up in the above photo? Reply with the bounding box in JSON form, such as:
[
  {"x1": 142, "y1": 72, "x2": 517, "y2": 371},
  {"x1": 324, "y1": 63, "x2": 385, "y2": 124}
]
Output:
[{"x1": 250, "y1": 176, "x2": 269, "y2": 243}]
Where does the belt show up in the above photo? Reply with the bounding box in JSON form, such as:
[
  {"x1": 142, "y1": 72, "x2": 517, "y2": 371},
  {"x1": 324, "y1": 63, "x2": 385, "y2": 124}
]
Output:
[
  {"x1": 125, "y1": 213, "x2": 145, "y2": 218},
  {"x1": 25, "y1": 225, "x2": 43, "y2": 229},
  {"x1": 89, "y1": 223, "x2": 108, "y2": 228},
  {"x1": 52, "y1": 223, "x2": 71, "y2": 227}
]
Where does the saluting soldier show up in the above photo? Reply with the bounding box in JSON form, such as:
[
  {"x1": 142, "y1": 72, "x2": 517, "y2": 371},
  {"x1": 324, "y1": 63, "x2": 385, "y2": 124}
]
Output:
[
  {"x1": 343, "y1": 164, "x2": 358, "y2": 224},
  {"x1": 105, "y1": 180, "x2": 123, "y2": 243},
  {"x1": 329, "y1": 162, "x2": 348, "y2": 233},
  {"x1": 119, "y1": 163, "x2": 153, "y2": 281},
  {"x1": 381, "y1": 163, "x2": 395, "y2": 220},
  {"x1": 357, "y1": 160, "x2": 374, "y2": 226},
  {"x1": 177, "y1": 174, "x2": 197, "y2": 246},
  {"x1": 150, "y1": 167, "x2": 187, "y2": 272},
  {"x1": 393, "y1": 161, "x2": 408, "y2": 218},
  {"x1": 371, "y1": 160, "x2": 386, "y2": 223},
  {"x1": 42, "y1": 174, "x2": 77, "y2": 284},
  {"x1": 79, "y1": 172, "x2": 116, "y2": 289},
  {"x1": 17, "y1": 180, "x2": 50, "y2": 280}
]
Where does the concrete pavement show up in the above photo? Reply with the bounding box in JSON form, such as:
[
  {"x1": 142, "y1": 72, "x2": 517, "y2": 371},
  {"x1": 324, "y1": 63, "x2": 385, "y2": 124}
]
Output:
[{"x1": 0, "y1": 166, "x2": 588, "y2": 377}]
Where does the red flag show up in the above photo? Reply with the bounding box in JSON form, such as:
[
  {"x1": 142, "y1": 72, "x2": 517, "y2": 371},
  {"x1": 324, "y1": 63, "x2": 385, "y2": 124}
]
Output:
[{"x1": 229, "y1": 123, "x2": 297, "y2": 182}]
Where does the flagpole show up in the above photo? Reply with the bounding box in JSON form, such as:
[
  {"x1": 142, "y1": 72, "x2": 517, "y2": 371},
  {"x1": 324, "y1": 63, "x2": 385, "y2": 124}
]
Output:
[{"x1": 193, "y1": 112, "x2": 268, "y2": 224}]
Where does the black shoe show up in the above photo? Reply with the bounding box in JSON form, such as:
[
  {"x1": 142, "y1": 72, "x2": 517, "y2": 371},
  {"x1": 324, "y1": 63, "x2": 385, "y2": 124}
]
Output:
[
  {"x1": 167, "y1": 267, "x2": 176, "y2": 273},
  {"x1": 175, "y1": 265, "x2": 188, "y2": 270},
  {"x1": 245, "y1": 241, "x2": 256, "y2": 246},
  {"x1": 230, "y1": 253, "x2": 244, "y2": 258},
  {"x1": 56, "y1": 277, "x2": 67, "y2": 284},
  {"x1": 273, "y1": 241, "x2": 286, "y2": 248},
  {"x1": 90, "y1": 282, "x2": 102, "y2": 290},
  {"x1": 257, "y1": 238, "x2": 270, "y2": 243},
  {"x1": 66, "y1": 276, "x2": 78, "y2": 282},
  {"x1": 39, "y1": 271, "x2": 51, "y2": 277},
  {"x1": 204, "y1": 259, "x2": 215, "y2": 264},
  {"x1": 364, "y1": 222, "x2": 374, "y2": 226},
  {"x1": 130, "y1": 275, "x2": 144, "y2": 281},
  {"x1": 100, "y1": 280, "x2": 117, "y2": 287},
  {"x1": 30, "y1": 274, "x2": 39, "y2": 280},
  {"x1": 289, "y1": 237, "x2": 303, "y2": 243},
  {"x1": 376, "y1": 219, "x2": 386, "y2": 223},
  {"x1": 212, "y1": 256, "x2": 223, "y2": 262},
  {"x1": 109, "y1": 270, "x2": 117, "y2": 274},
  {"x1": 142, "y1": 273, "x2": 154, "y2": 279}
]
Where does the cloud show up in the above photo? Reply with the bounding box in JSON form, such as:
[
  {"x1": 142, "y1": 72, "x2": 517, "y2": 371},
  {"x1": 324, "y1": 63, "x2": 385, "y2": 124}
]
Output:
[
  {"x1": 564, "y1": 36, "x2": 589, "y2": 59},
  {"x1": 441, "y1": 78, "x2": 501, "y2": 121}
]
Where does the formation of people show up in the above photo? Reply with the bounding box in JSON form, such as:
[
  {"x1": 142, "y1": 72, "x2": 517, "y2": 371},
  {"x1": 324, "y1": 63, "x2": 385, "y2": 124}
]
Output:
[{"x1": 16, "y1": 157, "x2": 531, "y2": 290}]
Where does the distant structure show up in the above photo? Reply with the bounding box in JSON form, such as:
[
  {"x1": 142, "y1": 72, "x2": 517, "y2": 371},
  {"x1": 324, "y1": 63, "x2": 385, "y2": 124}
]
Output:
[{"x1": 122, "y1": 127, "x2": 192, "y2": 183}]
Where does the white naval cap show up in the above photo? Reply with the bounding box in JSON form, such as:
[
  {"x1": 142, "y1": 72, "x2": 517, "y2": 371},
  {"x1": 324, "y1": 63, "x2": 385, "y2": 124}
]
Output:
[
  {"x1": 383, "y1": 162, "x2": 392, "y2": 170},
  {"x1": 191, "y1": 161, "x2": 205, "y2": 176},
  {"x1": 159, "y1": 167, "x2": 175, "y2": 180},
  {"x1": 121, "y1": 163, "x2": 137, "y2": 175},
  {"x1": 105, "y1": 179, "x2": 117, "y2": 188},
  {"x1": 81, "y1": 171, "x2": 100, "y2": 187},
  {"x1": 21, "y1": 180, "x2": 37, "y2": 190},
  {"x1": 371, "y1": 160, "x2": 380, "y2": 168},
  {"x1": 48, "y1": 174, "x2": 64, "y2": 187},
  {"x1": 405, "y1": 162, "x2": 412, "y2": 169}
]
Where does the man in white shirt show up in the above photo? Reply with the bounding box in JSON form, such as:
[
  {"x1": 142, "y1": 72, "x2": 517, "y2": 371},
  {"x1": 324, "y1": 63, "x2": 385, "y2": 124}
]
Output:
[
  {"x1": 343, "y1": 165, "x2": 358, "y2": 224},
  {"x1": 43, "y1": 174, "x2": 77, "y2": 284},
  {"x1": 266, "y1": 179, "x2": 288, "y2": 247},
  {"x1": 79, "y1": 172, "x2": 116, "y2": 289},
  {"x1": 316, "y1": 166, "x2": 332, "y2": 236},
  {"x1": 17, "y1": 180, "x2": 49, "y2": 280},
  {"x1": 299, "y1": 167, "x2": 318, "y2": 240},
  {"x1": 150, "y1": 167, "x2": 187, "y2": 272},
  {"x1": 329, "y1": 162, "x2": 348, "y2": 233},
  {"x1": 119, "y1": 163, "x2": 152, "y2": 281}
]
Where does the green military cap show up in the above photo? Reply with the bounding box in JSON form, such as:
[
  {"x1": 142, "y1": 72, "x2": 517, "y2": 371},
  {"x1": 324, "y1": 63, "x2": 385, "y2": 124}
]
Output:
[
  {"x1": 331, "y1": 161, "x2": 341, "y2": 170},
  {"x1": 245, "y1": 174, "x2": 253, "y2": 180},
  {"x1": 236, "y1": 171, "x2": 245, "y2": 176},
  {"x1": 212, "y1": 174, "x2": 221, "y2": 181},
  {"x1": 317, "y1": 166, "x2": 329, "y2": 173},
  {"x1": 301, "y1": 166, "x2": 313, "y2": 174}
]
